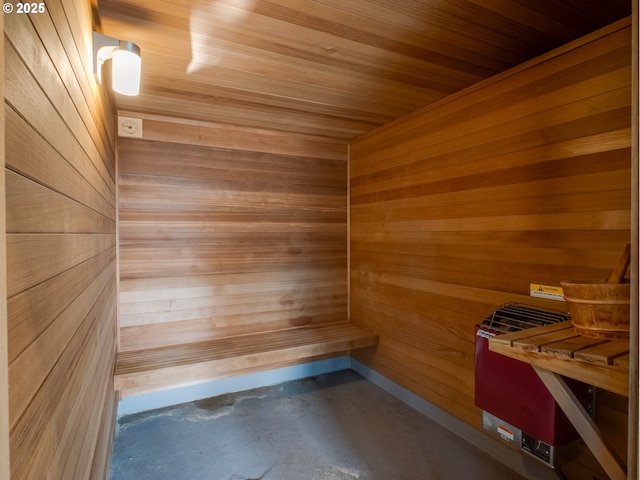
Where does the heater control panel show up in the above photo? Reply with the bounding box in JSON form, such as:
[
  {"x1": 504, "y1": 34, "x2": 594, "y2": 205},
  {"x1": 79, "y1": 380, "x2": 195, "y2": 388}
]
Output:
[{"x1": 521, "y1": 433, "x2": 552, "y2": 464}]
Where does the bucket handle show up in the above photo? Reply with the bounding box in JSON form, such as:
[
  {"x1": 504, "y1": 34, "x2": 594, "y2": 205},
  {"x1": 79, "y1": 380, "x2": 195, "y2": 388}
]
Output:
[{"x1": 608, "y1": 243, "x2": 631, "y2": 284}]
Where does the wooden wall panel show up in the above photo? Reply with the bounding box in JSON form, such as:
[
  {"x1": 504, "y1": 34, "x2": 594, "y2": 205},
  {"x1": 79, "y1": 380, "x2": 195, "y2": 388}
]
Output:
[
  {"x1": 0, "y1": 9, "x2": 9, "y2": 480},
  {"x1": 118, "y1": 118, "x2": 348, "y2": 351},
  {"x1": 350, "y1": 18, "x2": 632, "y2": 477},
  {"x1": 630, "y1": 4, "x2": 639, "y2": 479},
  {"x1": 4, "y1": 1, "x2": 118, "y2": 479}
]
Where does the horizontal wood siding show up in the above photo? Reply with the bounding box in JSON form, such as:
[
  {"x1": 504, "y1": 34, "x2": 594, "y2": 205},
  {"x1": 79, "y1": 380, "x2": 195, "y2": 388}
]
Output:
[
  {"x1": 350, "y1": 19, "x2": 632, "y2": 476},
  {"x1": 118, "y1": 118, "x2": 348, "y2": 352},
  {"x1": 4, "y1": 1, "x2": 118, "y2": 479}
]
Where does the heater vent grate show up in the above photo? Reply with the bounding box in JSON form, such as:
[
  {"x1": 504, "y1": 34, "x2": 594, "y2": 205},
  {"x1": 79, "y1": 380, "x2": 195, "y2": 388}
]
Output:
[{"x1": 480, "y1": 303, "x2": 569, "y2": 335}]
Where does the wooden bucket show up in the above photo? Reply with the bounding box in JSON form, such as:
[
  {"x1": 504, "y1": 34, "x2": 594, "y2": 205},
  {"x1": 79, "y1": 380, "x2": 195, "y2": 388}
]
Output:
[{"x1": 560, "y1": 280, "x2": 630, "y2": 339}]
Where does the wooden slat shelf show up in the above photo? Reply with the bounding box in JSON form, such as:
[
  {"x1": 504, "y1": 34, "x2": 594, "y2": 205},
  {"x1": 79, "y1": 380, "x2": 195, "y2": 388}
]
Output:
[
  {"x1": 489, "y1": 321, "x2": 629, "y2": 397},
  {"x1": 114, "y1": 322, "x2": 377, "y2": 397},
  {"x1": 489, "y1": 320, "x2": 631, "y2": 480}
]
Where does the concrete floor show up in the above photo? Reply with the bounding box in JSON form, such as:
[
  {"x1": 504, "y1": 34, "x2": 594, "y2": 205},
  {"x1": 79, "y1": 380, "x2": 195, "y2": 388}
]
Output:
[{"x1": 109, "y1": 369, "x2": 529, "y2": 480}]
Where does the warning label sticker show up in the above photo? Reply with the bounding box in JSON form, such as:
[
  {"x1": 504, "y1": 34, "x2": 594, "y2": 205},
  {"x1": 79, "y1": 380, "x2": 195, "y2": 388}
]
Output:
[
  {"x1": 497, "y1": 424, "x2": 515, "y2": 441},
  {"x1": 530, "y1": 283, "x2": 564, "y2": 301}
]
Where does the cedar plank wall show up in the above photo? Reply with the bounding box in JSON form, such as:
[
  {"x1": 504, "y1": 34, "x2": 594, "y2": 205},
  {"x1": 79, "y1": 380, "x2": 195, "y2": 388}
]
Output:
[
  {"x1": 350, "y1": 19, "x2": 632, "y2": 479},
  {"x1": 4, "y1": 1, "x2": 118, "y2": 479},
  {"x1": 117, "y1": 118, "x2": 348, "y2": 354},
  {"x1": 0, "y1": 8, "x2": 9, "y2": 480}
]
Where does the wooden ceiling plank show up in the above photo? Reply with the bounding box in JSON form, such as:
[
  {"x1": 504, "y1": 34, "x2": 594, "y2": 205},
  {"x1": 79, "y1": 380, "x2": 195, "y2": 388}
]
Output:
[
  {"x1": 98, "y1": 0, "x2": 632, "y2": 140},
  {"x1": 313, "y1": 0, "x2": 549, "y2": 62},
  {"x1": 267, "y1": 0, "x2": 522, "y2": 68},
  {"x1": 101, "y1": 9, "x2": 489, "y2": 86}
]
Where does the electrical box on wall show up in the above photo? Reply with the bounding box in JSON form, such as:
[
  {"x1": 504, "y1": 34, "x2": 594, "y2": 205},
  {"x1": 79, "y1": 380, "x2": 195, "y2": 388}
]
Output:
[{"x1": 118, "y1": 116, "x2": 143, "y2": 138}]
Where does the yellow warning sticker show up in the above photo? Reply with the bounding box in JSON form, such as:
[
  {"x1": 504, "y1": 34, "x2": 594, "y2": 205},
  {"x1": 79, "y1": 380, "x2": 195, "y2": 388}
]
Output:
[{"x1": 530, "y1": 283, "x2": 564, "y2": 301}]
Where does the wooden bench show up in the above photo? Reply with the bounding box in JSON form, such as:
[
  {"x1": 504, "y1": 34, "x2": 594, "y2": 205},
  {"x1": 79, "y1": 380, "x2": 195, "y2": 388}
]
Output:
[{"x1": 114, "y1": 322, "x2": 377, "y2": 398}]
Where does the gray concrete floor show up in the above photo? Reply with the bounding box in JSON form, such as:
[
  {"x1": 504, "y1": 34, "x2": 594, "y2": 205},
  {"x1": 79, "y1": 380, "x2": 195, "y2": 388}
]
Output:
[{"x1": 109, "y1": 369, "x2": 528, "y2": 480}]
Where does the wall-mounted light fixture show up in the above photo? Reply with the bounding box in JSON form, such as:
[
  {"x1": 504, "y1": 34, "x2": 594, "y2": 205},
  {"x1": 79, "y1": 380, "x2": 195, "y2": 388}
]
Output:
[{"x1": 93, "y1": 32, "x2": 141, "y2": 96}]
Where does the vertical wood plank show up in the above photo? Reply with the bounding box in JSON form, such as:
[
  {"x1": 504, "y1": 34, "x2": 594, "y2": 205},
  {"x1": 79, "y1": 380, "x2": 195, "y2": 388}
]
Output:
[
  {"x1": 0, "y1": 8, "x2": 11, "y2": 480},
  {"x1": 629, "y1": 3, "x2": 639, "y2": 480}
]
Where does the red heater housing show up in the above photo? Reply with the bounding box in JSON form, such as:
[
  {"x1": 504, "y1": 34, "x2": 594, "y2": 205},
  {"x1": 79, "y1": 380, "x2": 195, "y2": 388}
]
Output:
[{"x1": 474, "y1": 303, "x2": 591, "y2": 466}]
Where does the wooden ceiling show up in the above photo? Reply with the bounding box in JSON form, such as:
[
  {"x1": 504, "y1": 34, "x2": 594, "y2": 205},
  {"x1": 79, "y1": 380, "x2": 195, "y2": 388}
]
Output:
[{"x1": 97, "y1": 0, "x2": 631, "y2": 141}]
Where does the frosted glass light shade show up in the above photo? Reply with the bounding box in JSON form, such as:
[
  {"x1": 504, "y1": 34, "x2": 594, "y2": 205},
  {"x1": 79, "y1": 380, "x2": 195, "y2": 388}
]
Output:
[{"x1": 112, "y1": 46, "x2": 141, "y2": 96}]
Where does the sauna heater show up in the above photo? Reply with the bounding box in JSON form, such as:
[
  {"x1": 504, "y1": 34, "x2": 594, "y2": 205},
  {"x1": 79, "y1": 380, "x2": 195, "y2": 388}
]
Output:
[{"x1": 475, "y1": 303, "x2": 592, "y2": 467}]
